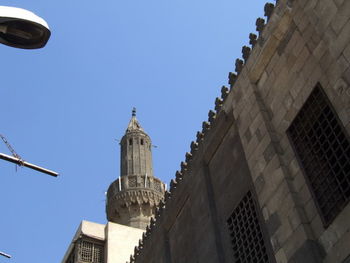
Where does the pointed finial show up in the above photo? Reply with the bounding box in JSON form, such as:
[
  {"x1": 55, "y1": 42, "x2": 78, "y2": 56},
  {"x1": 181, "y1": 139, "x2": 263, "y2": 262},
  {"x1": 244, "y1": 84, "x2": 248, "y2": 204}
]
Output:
[{"x1": 132, "y1": 107, "x2": 136, "y2": 117}]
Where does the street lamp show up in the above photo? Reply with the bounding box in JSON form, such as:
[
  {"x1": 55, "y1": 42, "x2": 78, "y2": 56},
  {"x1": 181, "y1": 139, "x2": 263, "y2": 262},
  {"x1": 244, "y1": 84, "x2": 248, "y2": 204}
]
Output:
[
  {"x1": 0, "y1": 6, "x2": 50, "y2": 49},
  {"x1": 0, "y1": 6, "x2": 57, "y2": 178},
  {"x1": 0, "y1": 8, "x2": 55, "y2": 260}
]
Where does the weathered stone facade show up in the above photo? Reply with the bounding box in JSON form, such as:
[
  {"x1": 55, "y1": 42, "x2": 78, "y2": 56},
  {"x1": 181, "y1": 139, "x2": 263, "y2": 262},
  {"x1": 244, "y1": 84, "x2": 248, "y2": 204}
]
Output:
[
  {"x1": 106, "y1": 109, "x2": 165, "y2": 230},
  {"x1": 129, "y1": 0, "x2": 350, "y2": 262}
]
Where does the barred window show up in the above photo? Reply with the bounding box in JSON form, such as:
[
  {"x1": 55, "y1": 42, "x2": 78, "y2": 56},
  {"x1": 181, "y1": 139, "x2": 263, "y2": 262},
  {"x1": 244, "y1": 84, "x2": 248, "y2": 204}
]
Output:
[
  {"x1": 79, "y1": 240, "x2": 104, "y2": 263},
  {"x1": 227, "y1": 191, "x2": 271, "y2": 263},
  {"x1": 80, "y1": 240, "x2": 93, "y2": 262},
  {"x1": 287, "y1": 84, "x2": 350, "y2": 226}
]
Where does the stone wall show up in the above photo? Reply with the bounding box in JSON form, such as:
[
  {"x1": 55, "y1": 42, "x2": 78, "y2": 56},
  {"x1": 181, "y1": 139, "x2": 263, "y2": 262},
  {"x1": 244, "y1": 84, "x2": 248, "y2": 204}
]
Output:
[{"x1": 129, "y1": 0, "x2": 350, "y2": 262}]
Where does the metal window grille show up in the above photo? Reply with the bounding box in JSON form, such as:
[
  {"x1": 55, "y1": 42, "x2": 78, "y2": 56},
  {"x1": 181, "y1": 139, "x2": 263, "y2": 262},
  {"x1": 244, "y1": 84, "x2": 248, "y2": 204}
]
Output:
[
  {"x1": 287, "y1": 84, "x2": 350, "y2": 226},
  {"x1": 80, "y1": 241, "x2": 93, "y2": 262},
  {"x1": 79, "y1": 240, "x2": 104, "y2": 263},
  {"x1": 227, "y1": 191, "x2": 271, "y2": 263},
  {"x1": 93, "y1": 246, "x2": 102, "y2": 263}
]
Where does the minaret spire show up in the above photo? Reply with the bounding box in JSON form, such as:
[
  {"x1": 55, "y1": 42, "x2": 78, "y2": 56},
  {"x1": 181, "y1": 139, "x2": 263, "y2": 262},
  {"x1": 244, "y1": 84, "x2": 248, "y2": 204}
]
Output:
[{"x1": 106, "y1": 110, "x2": 165, "y2": 230}]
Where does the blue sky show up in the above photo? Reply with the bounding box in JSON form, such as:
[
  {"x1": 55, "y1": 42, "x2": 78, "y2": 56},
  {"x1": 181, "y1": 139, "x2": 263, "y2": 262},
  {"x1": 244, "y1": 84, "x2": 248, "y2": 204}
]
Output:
[{"x1": 0, "y1": 0, "x2": 271, "y2": 262}]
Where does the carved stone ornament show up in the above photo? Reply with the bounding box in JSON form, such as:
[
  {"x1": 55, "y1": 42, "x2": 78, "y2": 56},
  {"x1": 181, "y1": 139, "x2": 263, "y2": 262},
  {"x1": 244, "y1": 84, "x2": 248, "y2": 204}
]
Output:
[
  {"x1": 185, "y1": 152, "x2": 193, "y2": 162},
  {"x1": 221, "y1": 86, "x2": 229, "y2": 100},
  {"x1": 235, "y1": 58, "x2": 244, "y2": 74},
  {"x1": 242, "y1": 46, "x2": 251, "y2": 63},
  {"x1": 264, "y1": 3, "x2": 275, "y2": 21},
  {"x1": 164, "y1": 191, "x2": 171, "y2": 202},
  {"x1": 180, "y1": 161, "x2": 188, "y2": 172},
  {"x1": 228, "y1": 72, "x2": 237, "y2": 87},
  {"x1": 215, "y1": 97, "x2": 223, "y2": 112},
  {"x1": 175, "y1": 170, "x2": 183, "y2": 181},
  {"x1": 190, "y1": 141, "x2": 198, "y2": 153},
  {"x1": 256, "y1": 18, "x2": 265, "y2": 36},
  {"x1": 196, "y1": 131, "x2": 204, "y2": 142},
  {"x1": 249, "y1": 33, "x2": 258, "y2": 47},
  {"x1": 170, "y1": 179, "x2": 177, "y2": 191},
  {"x1": 202, "y1": 121, "x2": 211, "y2": 133},
  {"x1": 208, "y1": 110, "x2": 216, "y2": 123}
]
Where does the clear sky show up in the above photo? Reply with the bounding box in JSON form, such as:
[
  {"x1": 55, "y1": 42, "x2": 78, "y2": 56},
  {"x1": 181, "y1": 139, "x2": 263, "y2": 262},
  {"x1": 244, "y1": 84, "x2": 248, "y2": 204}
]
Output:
[{"x1": 0, "y1": 0, "x2": 271, "y2": 262}]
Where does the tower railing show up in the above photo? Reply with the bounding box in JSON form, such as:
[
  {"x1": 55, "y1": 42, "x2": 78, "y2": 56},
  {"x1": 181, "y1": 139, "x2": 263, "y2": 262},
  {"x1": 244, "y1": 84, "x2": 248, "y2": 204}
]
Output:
[{"x1": 107, "y1": 175, "x2": 165, "y2": 198}]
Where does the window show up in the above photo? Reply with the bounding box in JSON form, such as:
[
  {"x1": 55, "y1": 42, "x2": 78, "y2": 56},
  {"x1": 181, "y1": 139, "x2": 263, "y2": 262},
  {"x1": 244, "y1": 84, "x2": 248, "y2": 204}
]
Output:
[
  {"x1": 78, "y1": 239, "x2": 104, "y2": 263},
  {"x1": 227, "y1": 191, "x2": 272, "y2": 263},
  {"x1": 287, "y1": 84, "x2": 350, "y2": 226},
  {"x1": 129, "y1": 139, "x2": 132, "y2": 146},
  {"x1": 141, "y1": 139, "x2": 144, "y2": 145}
]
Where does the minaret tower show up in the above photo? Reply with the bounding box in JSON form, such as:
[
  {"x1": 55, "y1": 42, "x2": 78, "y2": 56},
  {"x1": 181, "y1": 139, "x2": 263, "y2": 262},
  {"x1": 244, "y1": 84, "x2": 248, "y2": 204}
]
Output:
[{"x1": 106, "y1": 108, "x2": 165, "y2": 230}]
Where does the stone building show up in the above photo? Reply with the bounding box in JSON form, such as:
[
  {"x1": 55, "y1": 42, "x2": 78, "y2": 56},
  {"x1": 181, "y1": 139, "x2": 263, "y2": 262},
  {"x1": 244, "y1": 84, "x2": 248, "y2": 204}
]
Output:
[
  {"x1": 62, "y1": 0, "x2": 350, "y2": 262},
  {"x1": 129, "y1": 0, "x2": 350, "y2": 263},
  {"x1": 61, "y1": 111, "x2": 165, "y2": 263}
]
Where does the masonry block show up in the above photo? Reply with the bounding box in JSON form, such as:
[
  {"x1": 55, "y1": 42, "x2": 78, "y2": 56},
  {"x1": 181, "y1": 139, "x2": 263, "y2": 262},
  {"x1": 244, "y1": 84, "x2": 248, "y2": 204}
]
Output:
[{"x1": 291, "y1": 239, "x2": 326, "y2": 263}]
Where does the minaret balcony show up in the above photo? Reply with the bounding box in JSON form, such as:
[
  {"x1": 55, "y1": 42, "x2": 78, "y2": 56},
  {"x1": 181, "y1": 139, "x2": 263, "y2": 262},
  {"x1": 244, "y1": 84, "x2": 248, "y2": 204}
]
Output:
[{"x1": 107, "y1": 174, "x2": 165, "y2": 199}]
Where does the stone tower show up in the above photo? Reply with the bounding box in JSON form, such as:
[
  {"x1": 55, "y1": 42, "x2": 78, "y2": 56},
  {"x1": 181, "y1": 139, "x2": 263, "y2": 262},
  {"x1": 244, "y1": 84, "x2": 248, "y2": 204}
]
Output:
[{"x1": 106, "y1": 108, "x2": 165, "y2": 230}]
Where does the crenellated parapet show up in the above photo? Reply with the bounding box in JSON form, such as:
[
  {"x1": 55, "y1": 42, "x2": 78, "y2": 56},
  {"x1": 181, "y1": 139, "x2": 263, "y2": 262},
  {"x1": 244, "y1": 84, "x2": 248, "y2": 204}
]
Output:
[{"x1": 127, "y1": 0, "x2": 283, "y2": 261}]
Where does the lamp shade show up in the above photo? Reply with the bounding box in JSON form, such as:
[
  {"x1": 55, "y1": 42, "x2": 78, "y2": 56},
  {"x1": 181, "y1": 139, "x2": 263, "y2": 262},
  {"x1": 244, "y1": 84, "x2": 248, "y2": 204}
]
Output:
[{"x1": 0, "y1": 6, "x2": 50, "y2": 49}]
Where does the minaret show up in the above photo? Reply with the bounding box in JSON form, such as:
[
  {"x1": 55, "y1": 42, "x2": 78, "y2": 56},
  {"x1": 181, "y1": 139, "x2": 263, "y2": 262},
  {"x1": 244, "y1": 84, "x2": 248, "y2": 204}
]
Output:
[{"x1": 106, "y1": 108, "x2": 165, "y2": 230}]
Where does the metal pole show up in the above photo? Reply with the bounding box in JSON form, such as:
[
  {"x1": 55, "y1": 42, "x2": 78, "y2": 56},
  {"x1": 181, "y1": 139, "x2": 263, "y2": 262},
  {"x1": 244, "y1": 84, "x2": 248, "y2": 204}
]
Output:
[
  {"x1": 0, "y1": 251, "x2": 11, "y2": 258},
  {"x1": 0, "y1": 152, "x2": 58, "y2": 177}
]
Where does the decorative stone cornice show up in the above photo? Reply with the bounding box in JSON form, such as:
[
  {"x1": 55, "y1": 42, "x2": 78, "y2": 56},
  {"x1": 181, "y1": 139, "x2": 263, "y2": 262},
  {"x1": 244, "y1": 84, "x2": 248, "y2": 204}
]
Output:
[
  {"x1": 108, "y1": 189, "x2": 163, "y2": 207},
  {"x1": 106, "y1": 175, "x2": 164, "y2": 227}
]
